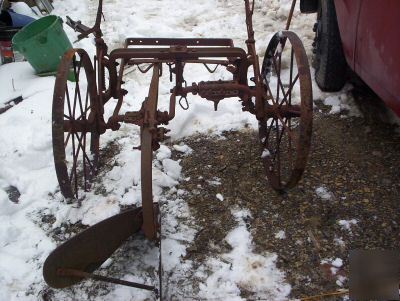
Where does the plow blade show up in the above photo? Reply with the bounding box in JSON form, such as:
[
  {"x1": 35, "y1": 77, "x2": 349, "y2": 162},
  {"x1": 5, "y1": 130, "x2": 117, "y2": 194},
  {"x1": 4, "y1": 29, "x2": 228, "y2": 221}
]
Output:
[{"x1": 43, "y1": 207, "x2": 143, "y2": 288}]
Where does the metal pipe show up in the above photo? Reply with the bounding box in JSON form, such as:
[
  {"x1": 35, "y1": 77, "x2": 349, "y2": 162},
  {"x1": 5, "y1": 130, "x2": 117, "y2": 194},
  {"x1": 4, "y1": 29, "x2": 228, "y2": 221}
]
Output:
[{"x1": 285, "y1": 0, "x2": 298, "y2": 30}]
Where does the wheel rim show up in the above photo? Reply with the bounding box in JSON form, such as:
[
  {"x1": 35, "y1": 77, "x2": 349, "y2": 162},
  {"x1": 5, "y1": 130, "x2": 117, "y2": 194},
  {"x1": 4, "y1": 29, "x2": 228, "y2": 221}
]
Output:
[
  {"x1": 53, "y1": 49, "x2": 100, "y2": 200},
  {"x1": 259, "y1": 31, "x2": 313, "y2": 191}
]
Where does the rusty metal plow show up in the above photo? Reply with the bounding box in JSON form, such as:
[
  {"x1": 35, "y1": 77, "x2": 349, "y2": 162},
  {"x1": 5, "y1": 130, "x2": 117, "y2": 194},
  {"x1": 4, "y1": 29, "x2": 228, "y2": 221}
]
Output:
[{"x1": 44, "y1": 0, "x2": 312, "y2": 298}]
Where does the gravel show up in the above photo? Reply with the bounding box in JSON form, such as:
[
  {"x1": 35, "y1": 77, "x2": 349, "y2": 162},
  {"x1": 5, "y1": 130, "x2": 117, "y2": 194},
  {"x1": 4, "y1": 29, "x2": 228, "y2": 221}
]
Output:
[{"x1": 172, "y1": 104, "x2": 400, "y2": 299}]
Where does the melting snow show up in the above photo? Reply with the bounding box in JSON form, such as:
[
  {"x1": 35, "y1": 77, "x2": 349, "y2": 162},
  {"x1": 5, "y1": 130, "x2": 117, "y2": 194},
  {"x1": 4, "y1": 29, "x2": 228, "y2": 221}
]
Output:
[
  {"x1": 198, "y1": 209, "x2": 291, "y2": 300},
  {"x1": 338, "y1": 219, "x2": 358, "y2": 231},
  {"x1": 275, "y1": 230, "x2": 286, "y2": 239},
  {"x1": 173, "y1": 144, "x2": 193, "y2": 155},
  {"x1": 315, "y1": 186, "x2": 333, "y2": 200},
  {"x1": 261, "y1": 149, "x2": 271, "y2": 159}
]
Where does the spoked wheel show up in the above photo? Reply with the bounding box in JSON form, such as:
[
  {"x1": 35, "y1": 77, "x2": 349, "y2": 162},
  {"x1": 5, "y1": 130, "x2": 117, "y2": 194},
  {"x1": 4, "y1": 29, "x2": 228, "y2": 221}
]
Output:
[
  {"x1": 53, "y1": 49, "x2": 101, "y2": 200},
  {"x1": 259, "y1": 31, "x2": 313, "y2": 191}
]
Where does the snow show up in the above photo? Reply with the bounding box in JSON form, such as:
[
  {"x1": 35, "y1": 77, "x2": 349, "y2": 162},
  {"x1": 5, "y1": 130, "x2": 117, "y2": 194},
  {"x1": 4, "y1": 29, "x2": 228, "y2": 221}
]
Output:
[
  {"x1": 0, "y1": 0, "x2": 325, "y2": 299},
  {"x1": 162, "y1": 159, "x2": 182, "y2": 181},
  {"x1": 321, "y1": 257, "x2": 343, "y2": 283},
  {"x1": 315, "y1": 186, "x2": 333, "y2": 200},
  {"x1": 156, "y1": 145, "x2": 172, "y2": 161},
  {"x1": 275, "y1": 230, "x2": 286, "y2": 239},
  {"x1": 338, "y1": 219, "x2": 358, "y2": 232},
  {"x1": 334, "y1": 236, "x2": 345, "y2": 247},
  {"x1": 172, "y1": 144, "x2": 193, "y2": 155},
  {"x1": 261, "y1": 148, "x2": 271, "y2": 158},
  {"x1": 207, "y1": 177, "x2": 222, "y2": 186},
  {"x1": 216, "y1": 193, "x2": 224, "y2": 201},
  {"x1": 10, "y1": 2, "x2": 40, "y2": 19},
  {"x1": 336, "y1": 275, "x2": 346, "y2": 287},
  {"x1": 198, "y1": 209, "x2": 291, "y2": 300},
  {"x1": 315, "y1": 84, "x2": 361, "y2": 117},
  {"x1": 331, "y1": 257, "x2": 343, "y2": 268}
]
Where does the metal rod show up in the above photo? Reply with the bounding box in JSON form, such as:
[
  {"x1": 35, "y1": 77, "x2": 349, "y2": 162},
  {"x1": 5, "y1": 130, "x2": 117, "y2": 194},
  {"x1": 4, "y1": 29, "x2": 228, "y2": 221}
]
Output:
[
  {"x1": 57, "y1": 268, "x2": 156, "y2": 292},
  {"x1": 285, "y1": 0, "x2": 298, "y2": 30}
]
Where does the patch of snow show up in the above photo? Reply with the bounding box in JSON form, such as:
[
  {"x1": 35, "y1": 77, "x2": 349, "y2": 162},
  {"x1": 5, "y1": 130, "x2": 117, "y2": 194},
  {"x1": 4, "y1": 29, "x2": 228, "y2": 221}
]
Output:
[
  {"x1": 336, "y1": 275, "x2": 347, "y2": 287},
  {"x1": 198, "y1": 209, "x2": 290, "y2": 300},
  {"x1": 275, "y1": 230, "x2": 286, "y2": 239},
  {"x1": 173, "y1": 144, "x2": 193, "y2": 155},
  {"x1": 315, "y1": 186, "x2": 333, "y2": 200},
  {"x1": 101, "y1": 258, "x2": 113, "y2": 269},
  {"x1": 338, "y1": 219, "x2": 358, "y2": 232},
  {"x1": 334, "y1": 236, "x2": 345, "y2": 247},
  {"x1": 261, "y1": 149, "x2": 271, "y2": 159},
  {"x1": 321, "y1": 257, "x2": 343, "y2": 277},
  {"x1": 207, "y1": 177, "x2": 222, "y2": 186},
  {"x1": 156, "y1": 145, "x2": 172, "y2": 161},
  {"x1": 315, "y1": 84, "x2": 361, "y2": 117},
  {"x1": 324, "y1": 96, "x2": 342, "y2": 114},
  {"x1": 332, "y1": 257, "x2": 343, "y2": 268},
  {"x1": 162, "y1": 159, "x2": 182, "y2": 181},
  {"x1": 10, "y1": 2, "x2": 39, "y2": 19},
  {"x1": 216, "y1": 193, "x2": 224, "y2": 201}
]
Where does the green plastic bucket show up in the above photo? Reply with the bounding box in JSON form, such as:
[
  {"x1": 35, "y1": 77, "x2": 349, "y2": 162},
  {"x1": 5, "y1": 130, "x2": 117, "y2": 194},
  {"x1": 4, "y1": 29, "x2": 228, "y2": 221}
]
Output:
[{"x1": 12, "y1": 15, "x2": 72, "y2": 75}]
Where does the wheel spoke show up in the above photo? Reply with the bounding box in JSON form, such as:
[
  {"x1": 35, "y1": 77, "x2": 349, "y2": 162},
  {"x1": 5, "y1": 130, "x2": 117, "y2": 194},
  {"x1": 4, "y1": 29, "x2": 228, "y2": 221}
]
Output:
[
  {"x1": 265, "y1": 82, "x2": 278, "y2": 106},
  {"x1": 77, "y1": 73, "x2": 85, "y2": 120},
  {"x1": 65, "y1": 84, "x2": 73, "y2": 118},
  {"x1": 276, "y1": 54, "x2": 281, "y2": 102},
  {"x1": 76, "y1": 105, "x2": 92, "y2": 121},
  {"x1": 288, "y1": 118, "x2": 293, "y2": 169},
  {"x1": 82, "y1": 131, "x2": 88, "y2": 191},
  {"x1": 84, "y1": 85, "x2": 90, "y2": 120},
  {"x1": 275, "y1": 118, "x2": 281, "y2": 183},
  {"x1": 70, "y1": 133, "x2": 79, "y2": 197},
  {"x1": 73, "y1": 58, "x2": 83, "y2": 120},
  {"x1": 69, "y1": 133, "x2": 82, "y2": 183},
  {"x1": 75, "y1": 132, "x2": 95, "y2": 171},
  {"x1": 289, "y1": 47, "x2": 294, "y2": 106},
  {"x1": 272, "y1": 56, "x2": 288, "y2": 104},
  {"x1": 64, "y1": 131, "x2": 71, "y2": 147},
  {"x1": 265, "y1": 119, "x2": 275, "y2": 144},
  {"x1": 272, "y1": 50, "x2": 300, "y2": 109}
]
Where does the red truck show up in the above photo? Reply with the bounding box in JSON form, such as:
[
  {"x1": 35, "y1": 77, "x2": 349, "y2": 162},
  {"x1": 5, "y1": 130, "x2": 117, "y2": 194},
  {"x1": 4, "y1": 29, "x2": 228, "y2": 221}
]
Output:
[{"x1": 300, "y1": 0, "x2": 400, "y2": 117}]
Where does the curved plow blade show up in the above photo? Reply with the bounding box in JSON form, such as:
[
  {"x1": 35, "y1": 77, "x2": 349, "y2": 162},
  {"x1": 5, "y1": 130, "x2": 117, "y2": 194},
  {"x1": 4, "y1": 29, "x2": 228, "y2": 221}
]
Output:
[{"x1": 43, "y1": 207, "x2": 143, "y2": 288}]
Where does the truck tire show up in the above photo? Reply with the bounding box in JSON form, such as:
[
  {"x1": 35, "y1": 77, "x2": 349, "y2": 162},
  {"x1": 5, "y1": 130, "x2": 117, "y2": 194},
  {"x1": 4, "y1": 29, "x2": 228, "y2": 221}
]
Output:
[
  {"x1": 300, "y1": 0, "x2": 318, "y2": 13},
  {"x1": 313, "y1": 0, "x2": 347, "y2": 91}
]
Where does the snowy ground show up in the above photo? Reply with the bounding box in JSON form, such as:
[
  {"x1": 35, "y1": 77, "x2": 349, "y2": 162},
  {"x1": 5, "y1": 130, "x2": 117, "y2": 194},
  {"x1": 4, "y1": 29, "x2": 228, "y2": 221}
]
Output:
[{"x1": 0, "y1": 0, "x2": 360, "y2": 300}]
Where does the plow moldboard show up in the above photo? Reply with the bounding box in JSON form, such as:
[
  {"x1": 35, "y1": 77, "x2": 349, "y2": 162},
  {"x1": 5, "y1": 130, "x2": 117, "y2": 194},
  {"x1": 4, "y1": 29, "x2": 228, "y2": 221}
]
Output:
[{"x1": 43, "y1": 207, "x2": 143, "y2": 288}]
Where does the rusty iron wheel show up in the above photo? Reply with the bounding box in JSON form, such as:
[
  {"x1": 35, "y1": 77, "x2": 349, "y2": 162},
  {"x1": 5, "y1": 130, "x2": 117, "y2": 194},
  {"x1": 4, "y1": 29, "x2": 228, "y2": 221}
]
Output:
[
  {"x1": 259, "y1": 31, "x2": 313, "y2": 191},
  {"x1": 53, "y1": 49, "x2": 101, "y2": 200}
]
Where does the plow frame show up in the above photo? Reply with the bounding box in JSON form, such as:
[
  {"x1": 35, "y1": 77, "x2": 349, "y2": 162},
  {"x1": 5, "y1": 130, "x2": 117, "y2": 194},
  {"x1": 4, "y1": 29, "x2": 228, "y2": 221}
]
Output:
[
  {"x1": 45, "y1": 0, "x2": 313, "y2": 297},
  {"x1": 64, "y1": 0, "x2": 278, "y2": 241}
]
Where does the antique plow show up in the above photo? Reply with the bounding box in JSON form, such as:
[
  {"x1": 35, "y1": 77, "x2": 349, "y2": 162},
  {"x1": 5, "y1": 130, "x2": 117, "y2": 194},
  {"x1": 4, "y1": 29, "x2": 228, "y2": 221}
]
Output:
[{"x1": 43, "y1": 0, "x2": 312, "y2": 298}]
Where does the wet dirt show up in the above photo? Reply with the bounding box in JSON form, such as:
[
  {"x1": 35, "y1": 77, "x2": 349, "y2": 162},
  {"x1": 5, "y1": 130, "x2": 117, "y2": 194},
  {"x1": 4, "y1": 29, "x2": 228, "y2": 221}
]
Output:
[{"x1": 172, "y1": 95, "x2": 400, "y2": 299}]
